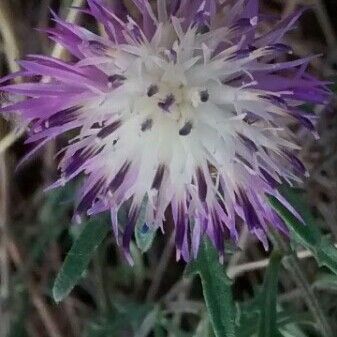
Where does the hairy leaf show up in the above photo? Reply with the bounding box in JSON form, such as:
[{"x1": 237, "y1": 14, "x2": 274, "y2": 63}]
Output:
[
  {"x1": 186, "y1": 239, "x2": 236, "y2": 337},
  {"x1": 53, "y1": 217, "x2": 110, "y2": 302}
]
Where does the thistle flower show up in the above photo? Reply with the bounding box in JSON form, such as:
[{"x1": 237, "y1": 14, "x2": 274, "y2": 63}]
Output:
[{"x1": 0, "y1": 0, "x2": 330, "y2": 263}]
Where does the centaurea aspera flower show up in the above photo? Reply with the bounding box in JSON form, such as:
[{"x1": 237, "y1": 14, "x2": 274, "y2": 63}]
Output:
[{"x1": 0, "y1": 0, "x2": 330, "y2": 262}]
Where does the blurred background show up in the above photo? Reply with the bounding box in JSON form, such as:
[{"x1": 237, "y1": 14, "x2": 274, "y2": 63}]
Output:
[{"x1": 0, "y1": 1, "x2": 336, "y2": 337}]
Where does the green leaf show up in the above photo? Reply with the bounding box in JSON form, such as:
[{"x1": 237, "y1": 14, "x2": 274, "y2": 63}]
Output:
[
  {"x1": 268, "y1": 187, "x2": 337, "y2": 275},
  {"x1": 52, "y1": 217, "x2": 110, "y2": 302},
  {"x1": 187, "y1": 239, "x2": 236, "y2": 337},
  {"x1": 135, "y1": 195, "x2": 157, "y2": 253},
  {"x1": 258, "y1": 251, "x2": 283, "y2": 337}
]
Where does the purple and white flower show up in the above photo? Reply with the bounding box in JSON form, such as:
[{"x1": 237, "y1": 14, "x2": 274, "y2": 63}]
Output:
[{"x1": 0, "y1": 0, "x2": 330, "y2": 262}]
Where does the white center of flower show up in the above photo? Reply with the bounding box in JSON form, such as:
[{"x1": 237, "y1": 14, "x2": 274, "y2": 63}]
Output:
[{"x1": 81, "y1": 20, "x2": 286, "y2": 196}]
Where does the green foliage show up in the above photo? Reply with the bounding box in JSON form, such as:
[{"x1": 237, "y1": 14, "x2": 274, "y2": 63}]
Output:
[
  {"x1": 52, "y1": 216, "x2": 110, "y2": 302},
  {"x1": 187, "y1": 239, "x2": 236, "y2": 337},
  {"x1": 86, "y1": 302, "x2": 154, "y2": 337},
  {"x1": 269, "y1": 187, "x2": 337, "y2": 275},
  {"x1": 258, "y1": 251, "x2": 283, "y2": 337},
  {"x1": 17, "y1": 183, "x2": 337, "y2": 337}
]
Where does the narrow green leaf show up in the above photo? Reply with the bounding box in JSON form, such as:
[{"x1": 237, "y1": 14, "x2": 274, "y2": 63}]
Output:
[
  {"x1": 135, "y1": 195, "x2": 157, "y2": 253},
  {"x1": 269, "y1": 187, "x2": 337, "y2": 276},
  {"x1": 53, "y1": 217, "x2": 110, "y2": 302},
  {"x1": 258, "y1": 251, "x2": 283, "y2": 337},
  {"x1": 187, "y1": 239, "x2": 236, "y2": 337}
]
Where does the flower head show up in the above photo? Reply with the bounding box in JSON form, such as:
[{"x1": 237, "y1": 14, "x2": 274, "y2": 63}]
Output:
[{"x1": 0, "y1": 0, "x2": 330, "y2": 262}]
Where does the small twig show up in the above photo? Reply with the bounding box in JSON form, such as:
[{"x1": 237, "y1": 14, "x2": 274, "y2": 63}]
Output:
[
  {"x1": 0, "y1": 1, "x2": 21, "y2": 72},
  {"x1": 228, "y1": 241, "x2": 337, "y2": 279},
  {"x1": 0, "y1": 127, "x2": 26, "y2": 156},
  {"x1": 31, "y1": 285, "x2": 64, "y2": 337},
  {"x1": 165, "y1": 300, "x2": 204, "y2": 315},
  {"x1": 227, "y1": 245, "x2": 319, "y2": 278}
]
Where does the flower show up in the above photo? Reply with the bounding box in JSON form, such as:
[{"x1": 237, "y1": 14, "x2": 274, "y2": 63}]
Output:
[{"x1": 0, "y1": 0, "x2": 330, "y2": 263}]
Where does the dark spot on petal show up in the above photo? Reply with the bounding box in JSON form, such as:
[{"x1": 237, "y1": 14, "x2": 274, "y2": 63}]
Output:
[
  {"x1": 64, "y1": 147, "x2": 103, "y2": 178},
  {"x1": 147, "y1": 84, "x2": 159, "y2": 97},
  {"x1": 284, "y1": 151, "x2": 307, "y2": 176},
  {"x1": 151, "y1": 165, "x2": 165, "y2": 190},
  {"x1": 239, "y1": 190, "x2": 260, "y2": 231},
  {"x1": 179, "y1": 121, "x2": 193, "y2": 136},
  {"x1": 76, "y1": 178, "x2": 105, "y2": 215},
  {"x1": 109, "y1": 162, "x2": 131, "y2": 193},
  {"x1": 47, "y1": 106, "x2": 81, "y2": 128},
  {"x1": 141, "y1": 118, "x2": 153, "y2": 132},
  {"x1": 259, "y1": 167, "x2": 278, "y2": 188},
  {"x1": 108, "y1": 74, "x2": 126, "y2": 83},
  {"x1": 196, "y1": 168, "x2": 207, "y2": 202},
  {"x1": 175, "y1": 202, "x2": 186, "y2": 250},
  {"x1": 158, "y1": 94, "x2": 175, "y2": 112},
  {"x1": 97, "y1": 120, "x2": 121, "y2": 139},
  {"x1": 235, "y1": 153, "x2": 254, "y2": 170},
  {"x1": 237, "y1": 133, "x2": 258, "y2": 152},
  {"x1": 200, "y1": 90, "x2": 209, "y2": 102}
]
